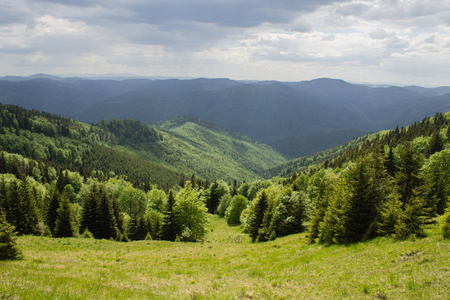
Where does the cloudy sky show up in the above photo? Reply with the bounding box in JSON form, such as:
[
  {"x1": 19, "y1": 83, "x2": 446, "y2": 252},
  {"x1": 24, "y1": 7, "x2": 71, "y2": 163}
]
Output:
[{"x1": 1, "y1": 0, "x2": 449, "y2": 85}]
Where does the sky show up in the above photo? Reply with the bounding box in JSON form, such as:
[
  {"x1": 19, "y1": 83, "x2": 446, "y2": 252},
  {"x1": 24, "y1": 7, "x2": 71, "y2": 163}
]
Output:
[{"x1": 0, "y1": 0, "x2": 449, "y2": 86}]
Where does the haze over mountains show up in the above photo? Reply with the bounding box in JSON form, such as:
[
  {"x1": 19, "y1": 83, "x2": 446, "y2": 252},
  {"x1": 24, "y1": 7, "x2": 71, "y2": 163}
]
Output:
[{"x1": 1, "y1": 74, "x2": 449, "y2": 158}]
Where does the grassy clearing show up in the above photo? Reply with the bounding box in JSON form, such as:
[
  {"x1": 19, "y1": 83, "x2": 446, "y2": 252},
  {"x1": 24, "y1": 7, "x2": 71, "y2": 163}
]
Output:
[{"x1": 1, "y1": 215, "x2": 450, "y2": 299}]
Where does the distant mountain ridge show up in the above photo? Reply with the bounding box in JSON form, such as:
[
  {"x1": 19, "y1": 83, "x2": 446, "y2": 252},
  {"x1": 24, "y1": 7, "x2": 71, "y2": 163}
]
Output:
[{"x1": 1, "y1": 74, "x2": 449, "y2": 158}]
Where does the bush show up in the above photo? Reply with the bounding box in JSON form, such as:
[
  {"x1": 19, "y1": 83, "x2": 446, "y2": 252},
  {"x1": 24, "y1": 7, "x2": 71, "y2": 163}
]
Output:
[{"x1": 441, "y1": 206, "x2": 450, "y2": 239}]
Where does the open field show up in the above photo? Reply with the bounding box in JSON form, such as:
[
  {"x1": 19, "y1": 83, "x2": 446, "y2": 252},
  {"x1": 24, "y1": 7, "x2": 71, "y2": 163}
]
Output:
[{"x1": 1, "y1": 215, "x2": 450, "y2": 299}]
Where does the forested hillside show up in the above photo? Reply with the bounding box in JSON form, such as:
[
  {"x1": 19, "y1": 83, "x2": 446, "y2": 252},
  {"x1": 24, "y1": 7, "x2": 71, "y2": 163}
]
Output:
[
  {"x1": 2, "y1": 75, "x2": 450, "y2": 158},
  {"x1": 0, "y1": 102, "x2": 450, "y2": 252}
]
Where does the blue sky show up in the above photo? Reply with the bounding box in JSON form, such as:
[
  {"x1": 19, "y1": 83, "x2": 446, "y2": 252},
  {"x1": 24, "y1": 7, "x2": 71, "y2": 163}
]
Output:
[{"x1": 1, "y1": 0, "x2": 449, "y2": 85}]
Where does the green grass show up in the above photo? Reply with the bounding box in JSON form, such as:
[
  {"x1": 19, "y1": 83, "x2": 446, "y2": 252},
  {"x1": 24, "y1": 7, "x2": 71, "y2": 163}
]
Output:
[{"x1": 2, "y1": 216, "x2": 450, "y2": 299}]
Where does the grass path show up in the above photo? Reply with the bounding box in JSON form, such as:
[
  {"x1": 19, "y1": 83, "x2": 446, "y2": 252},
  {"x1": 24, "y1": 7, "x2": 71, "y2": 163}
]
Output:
[{"x1": 1, "y1": 215, "x2": 450, "y2": 299}]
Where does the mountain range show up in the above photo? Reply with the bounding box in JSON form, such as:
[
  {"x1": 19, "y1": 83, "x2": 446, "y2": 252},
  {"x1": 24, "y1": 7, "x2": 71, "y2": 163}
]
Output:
[{"x1": 1, "y1": 74, "x2": 449, "y2": 158}]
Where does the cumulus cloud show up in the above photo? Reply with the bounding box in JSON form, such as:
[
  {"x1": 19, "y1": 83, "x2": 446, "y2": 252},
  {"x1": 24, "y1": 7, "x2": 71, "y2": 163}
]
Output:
[{"x1": 0, "y1": 0, "x2": 449, "y2": 86}]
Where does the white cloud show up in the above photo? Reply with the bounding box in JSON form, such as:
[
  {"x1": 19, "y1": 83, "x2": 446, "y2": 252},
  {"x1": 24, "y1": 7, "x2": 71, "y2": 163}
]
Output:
[{"x1": 0, "y1": 0, "x2": 449, "y2": 85}]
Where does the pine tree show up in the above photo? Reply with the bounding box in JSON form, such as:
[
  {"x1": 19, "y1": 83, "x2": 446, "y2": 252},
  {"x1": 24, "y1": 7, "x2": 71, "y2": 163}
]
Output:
[
  {"x1": 54, "y1": 194, "x2": 74, "y2": 238},
  {"x1": 426, "y1": 131, "x2": 443, "y2": 157},
  {"x1": 0, "y1": 178, "x2": 7, "y2": 214},
  {"x1": 393, "y1": 194, "x2": 427, "y2": 240},
  {"x1": 0, "y1": 211, "x2": 22, "y2": 260},
  {"x1": 308, "y1": 176, "x2": 333, "y2": 243},
  {"x1": 377, "y1": 193, "x2": 403, "y2": 236},
  {"x1": 97, "y1": 185, "x2": 117, "y2": 239},
  {"x1": 17, "y1": 176, "x2": 39, "y2": 235},
  {"x1": 395, "y1": 145, "x2": 423, "y2": 205},
  {"x1": 46, "y1": 186, "x2": 60, "y2": 235},
  {"x1": 161, "y1": 190, "x2": 178, "y2": 241},
  {"x1": 248, "y1": 190, "x2": 268, "y2": 242},
  {"x1": 80, "y1": 183, "x2": 100, "y2": 238}
]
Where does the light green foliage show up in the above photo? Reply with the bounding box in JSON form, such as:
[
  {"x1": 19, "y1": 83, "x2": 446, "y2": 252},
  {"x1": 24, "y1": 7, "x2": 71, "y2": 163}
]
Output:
[
  {"x1": 174, "y1": 182, "x2": 209, "y2": 242},
  {"x1": 118, "y1": 185, "x2": 147, "y2": 217},
  {"x1": 422, "y1": 149, "x2": 450, "y2": 214},
  {"x1": 393, "y1": 195, "x2": 427, "y2": 240},
  {"x1": 247, "y1": 180, "x2": 272, "y2": 200},
  {"x1": 150, "y1": 118, "x2": 287, "y2": 182},
  {"x1": 308, "y1": 170, "x2": 339, "y2": 243},
  {"x1": 146, "y1": 189, "x2": 167, "y2": 213},
  {"x1": 217, "y1": 193, "x2": 232, "y2": 217},
  {"x1": 441, "y1": 205, "x2": 450, "y2": 239},
  {"x1": 377, "y1": 194, "x2": 403, "y2": 237},
  {"x1": 225, "y1": 195, "x2": 248, "y2": 225}
]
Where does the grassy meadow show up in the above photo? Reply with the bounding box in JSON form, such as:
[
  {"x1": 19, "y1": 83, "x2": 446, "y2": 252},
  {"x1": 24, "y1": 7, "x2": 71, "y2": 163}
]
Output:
[{"x1": 1, "y1": 215, "x2": 450, "y2": 299}]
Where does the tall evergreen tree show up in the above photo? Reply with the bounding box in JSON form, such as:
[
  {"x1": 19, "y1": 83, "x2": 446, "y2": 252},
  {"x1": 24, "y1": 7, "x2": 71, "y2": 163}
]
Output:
[
  {"x1": 54, "y1": 194, "x2": 74, "y2": 238},
  {"x1": 46, "y1": 186, "x2": 60, "y2": 235},
  {"x1": 6, "y1": 180, "x2": 20, "y2": 229},
  {"x1": 395, "y1": 145, "x2": 424, "y2": 206},
  {"x1": 17, "y1": 176, "x2": 39, "y2": 235},
  {"x1": 0, "y1": 211, "x2": 22, "y2": 260},
  {"x1": 96, "y1": 185, "x2": 117, "y2": 239},
  {"x1": 80, "y1": 183, "x2": 100, "y2": 238},
  {"x1": 0, "y1": 178, "x2": 7, "y2": 214},
  {"x1": 248, "y1": 190, "x2": 268, "y2": 242},
  {"x1": 308, "y1": 175, "x2": 334, "y2": 243},
  {"x1": 426, "y1": 131, "x2": 443, "y2": 157},
  {"x1": 161, "y1": 190, "x2": 178, "y2": 241}
]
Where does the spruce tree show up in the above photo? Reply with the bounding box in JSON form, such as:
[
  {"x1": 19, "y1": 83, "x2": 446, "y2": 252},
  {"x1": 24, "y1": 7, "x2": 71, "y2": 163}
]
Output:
[
  {"x1": 426, "y1": 131, "x2": 443, "y2": 157},
  {"x1": 80, "y1": 183, "x2": 100, "y2": 238},
  {"x1": 0, "y1": 178, "x2": 7, "y2": 214},
  {"x1": 161, "y1": 190, "x2": 178, "y2": 241},
  {"x1": 97, "y1": 186, "x2": 117, "y2": 239},
  {"x1": 54, "y1": 194, "x2": 74, "y2": 238},
  {"x1": 393, "y1": 194, "x2": 427, "y2": 240},
  {"x1": 248, "y1": 190, "x2": 268, "y2": 242},
  {"x1": 17, "y1": 176, "x2": 39, "y2": 235},
  {"x1": 308, "y1": 176, "x2": 333, "y2": 243},
  {"x1": 395, "y1": 145, "x2": 424, "y2": 205},
  {"x1": 46, "y1": 186, "x2": 60, "y2": 235},
  {"x1": 377, "y1": 193, "x2": 402, "y2": 237},
  {"x1": 0, "y1": 211, "x2": 22, "y2": 260}
]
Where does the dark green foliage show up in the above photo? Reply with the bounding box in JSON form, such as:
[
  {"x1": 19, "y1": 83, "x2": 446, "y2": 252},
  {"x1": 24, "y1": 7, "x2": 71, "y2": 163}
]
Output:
[
  {"x1": 161, "y1": 190, "x2": 178, "y2": 241},
  {"x1": 268, "y1": 191, "x2": 307, "y2": 239},
  {"x1": 0, "y1": 211, "x2": 22, "y2": 260},
  {"x1": 80, "y1": 183, "x2": 101, "y2": 238},
  {"x1": 97, "y1": 186, "x2": 117, "y2": 240},
  {"x1": 395, "y1": 145, "x2": 424, "y2": 205},
  {"x1": 46, "y1": 187, "x2": 60, "y2": 235},
  {"x1": 248, "y1": 190, "x2": 269, "y2": 242},
  {"x1": 54, "y1": 194, "x2": 74, "y2": 238},
  {"x1": 97, "y1": 118, "x2": 162, "y2": 145},
  {"x1": 17, "y1": 176, "x2": 39, "y2": 235},
  {"x1": 385, "y1": 147, "x2": 396, "y2": 177},
  {"x1": 426, "y1": 130, "x2": 443, "y2": 157},
  {"x1": 207, "y1": 181, "x2": 220, "y2": 214}
]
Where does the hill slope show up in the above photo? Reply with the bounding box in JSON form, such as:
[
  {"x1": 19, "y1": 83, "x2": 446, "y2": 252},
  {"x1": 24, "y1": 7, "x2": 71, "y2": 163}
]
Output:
[
  {"x1": 3, "y1": 217, "x2": 449, "y2": 299},
  {"x1": 2, "y1": 75, "x2": 450, "y2": 158},
  {"x1": 0, "y1": 104, "x2": 285, "y2": 183},
  {"x1": 125, "y1": 116, "x2": 287, "y2": 182}
]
